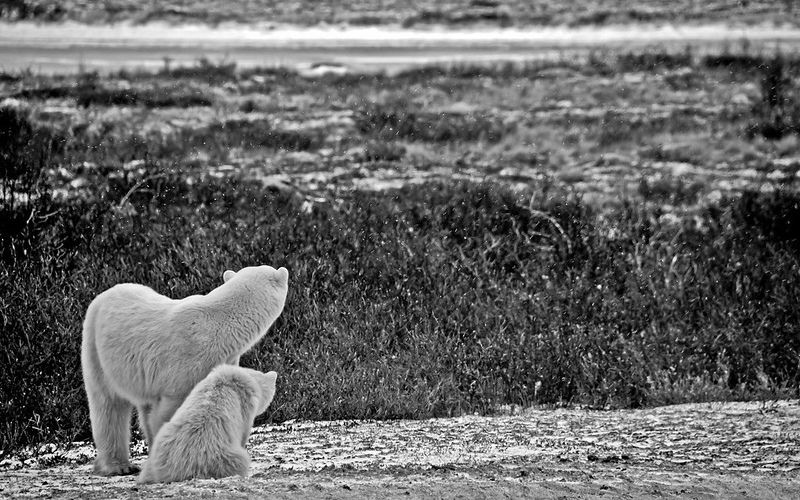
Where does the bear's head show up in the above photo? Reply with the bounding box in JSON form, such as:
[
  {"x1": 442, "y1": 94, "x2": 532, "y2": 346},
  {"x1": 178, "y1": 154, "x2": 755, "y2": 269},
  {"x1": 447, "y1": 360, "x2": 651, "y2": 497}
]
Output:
[
  {"x1": 223, "y1": 265, "x2": 289, "y2": 286},
  {"x1": 222, "y1": 265, "x2": 289, "y2": 321}
]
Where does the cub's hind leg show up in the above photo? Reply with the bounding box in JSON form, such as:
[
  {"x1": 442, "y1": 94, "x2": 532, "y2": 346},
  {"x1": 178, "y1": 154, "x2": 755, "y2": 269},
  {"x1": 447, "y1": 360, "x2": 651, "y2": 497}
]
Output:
[{"x1": 210, "y1": 446, "x2": 251, "y2": 479}]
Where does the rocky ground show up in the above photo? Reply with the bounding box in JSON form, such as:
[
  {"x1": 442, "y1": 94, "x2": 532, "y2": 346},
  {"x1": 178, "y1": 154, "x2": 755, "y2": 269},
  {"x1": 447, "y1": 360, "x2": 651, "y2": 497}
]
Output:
[{"x1": 2, "y1": 400, "x2": 799, "y2": 499}]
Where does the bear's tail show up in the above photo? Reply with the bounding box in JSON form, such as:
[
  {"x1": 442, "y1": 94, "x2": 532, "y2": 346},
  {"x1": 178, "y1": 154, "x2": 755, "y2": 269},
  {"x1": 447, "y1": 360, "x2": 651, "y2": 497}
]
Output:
[
  {"x1": 81, "y1": 297, "x2": 108, "y2": 400},
  {"x1": 81, "y1": 298, "x2": 100, "y2": 385}
]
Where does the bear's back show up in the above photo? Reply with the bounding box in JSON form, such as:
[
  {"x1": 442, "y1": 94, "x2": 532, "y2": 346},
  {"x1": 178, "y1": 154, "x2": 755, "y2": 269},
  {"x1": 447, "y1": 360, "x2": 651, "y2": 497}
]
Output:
[
  {"x1": 92, "y1": 283, "x2": 174, "y2": 323},
  {"x1": 91, "y1": 283, "x2": 206, "y2": 399}
]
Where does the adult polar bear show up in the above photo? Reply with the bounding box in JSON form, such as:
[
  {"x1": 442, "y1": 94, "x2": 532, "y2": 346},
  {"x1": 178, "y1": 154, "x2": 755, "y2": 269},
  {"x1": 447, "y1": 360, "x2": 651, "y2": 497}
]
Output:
[{"x1": 81, "y1": 265, "x2": 288, "y2": 476}]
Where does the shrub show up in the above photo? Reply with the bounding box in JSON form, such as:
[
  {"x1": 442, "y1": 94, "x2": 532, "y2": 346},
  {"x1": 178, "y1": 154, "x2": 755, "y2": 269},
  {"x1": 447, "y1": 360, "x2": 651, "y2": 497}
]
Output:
[
  {"x1": 728, "y1": 189, "x2": 800, "y2": 247},
  {"x1": 354, "y1": 100, "x2": 511, "y2": 143},
  {"x1": 75, "y1": 85, "x2": 213, "y2": 108},
  {"x1": 638, "y1": 176, "x2": 704, "y2": 206},
  {"x1": 746, "y1": 55, "x2": 800, "y2": 140},
  {"x1": 0, "y1": 0, "x2": 64, "y2": 20},
  {"x1": 14, "y1": 82, "x2": 213, "y2": 108},
  {"x1": 360, "y1": 140, "x2": 406, "y2": 162},
  {"x1": 158, "y1": 57, "x2": 237, "y2": 84},
  {"x1": 0, "y1": 105, "x2": 64, "y2": 263},
  {"x1": 702, "y1": 51, "x2": 800, "y2": 74},
  {"x1": 617, "y1": 49, "x2": 693, "y2": 72},
  {"x1": 205, "y1": 118, "x2": 322, "y2": 151}
]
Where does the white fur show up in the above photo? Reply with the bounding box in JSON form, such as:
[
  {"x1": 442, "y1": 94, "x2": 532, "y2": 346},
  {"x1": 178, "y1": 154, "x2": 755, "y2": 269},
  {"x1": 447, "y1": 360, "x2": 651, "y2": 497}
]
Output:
[
  {"x1": 137, "y1": 365, "x2": 277, "y2": 484},
  {"x1": 81, "y1": 265, "x2": 288, "y2": 476}
]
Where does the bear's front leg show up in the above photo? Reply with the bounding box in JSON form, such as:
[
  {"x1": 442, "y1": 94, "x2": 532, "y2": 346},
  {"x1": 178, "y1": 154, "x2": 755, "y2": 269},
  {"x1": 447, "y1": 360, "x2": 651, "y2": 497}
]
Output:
[
  {"x1": 137, "y1": 402, "x2": 155, "y2": 446},
  {"x1": 147, "y1": 395, "x2": 185, "y2": 443}
]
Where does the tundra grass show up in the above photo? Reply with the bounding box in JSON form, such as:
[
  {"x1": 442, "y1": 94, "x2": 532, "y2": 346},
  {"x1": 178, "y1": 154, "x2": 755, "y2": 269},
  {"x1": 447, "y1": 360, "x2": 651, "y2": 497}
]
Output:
[{"x1": 1, "y1": 167, "x2": 799, "y2": 453}]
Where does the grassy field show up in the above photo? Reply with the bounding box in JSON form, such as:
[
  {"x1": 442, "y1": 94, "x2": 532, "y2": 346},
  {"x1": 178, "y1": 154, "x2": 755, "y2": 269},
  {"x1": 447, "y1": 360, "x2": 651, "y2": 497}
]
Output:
[
  {"x1": 1, "y1": 47, "x2": 800, "y2": 456},
  {"x1": 1, "y1": 0, "x2": 797, "y2": 27}
]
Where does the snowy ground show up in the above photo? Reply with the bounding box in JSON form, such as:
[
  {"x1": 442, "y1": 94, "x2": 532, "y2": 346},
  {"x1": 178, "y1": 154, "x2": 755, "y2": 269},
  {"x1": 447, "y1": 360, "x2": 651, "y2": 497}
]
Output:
[{"x1": 2, "y1": 400, "x2": 799, "y2": 499}]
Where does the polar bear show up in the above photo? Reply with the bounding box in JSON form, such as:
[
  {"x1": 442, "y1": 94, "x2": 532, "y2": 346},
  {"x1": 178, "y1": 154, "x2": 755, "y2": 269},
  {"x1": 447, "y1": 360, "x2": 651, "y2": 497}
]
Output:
[
  {"x1": 137, "y1": 365, "x2": 277, "y2": 484},
  {"x1": 81, "y1": 265, "x2": 288, "y2": 476}
]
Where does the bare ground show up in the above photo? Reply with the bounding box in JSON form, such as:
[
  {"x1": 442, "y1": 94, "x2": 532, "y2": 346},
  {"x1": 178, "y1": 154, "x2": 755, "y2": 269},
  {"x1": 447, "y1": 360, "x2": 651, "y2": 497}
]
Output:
[{"x1": 2, "y1": 400, "x2": 799, "y2": 499}]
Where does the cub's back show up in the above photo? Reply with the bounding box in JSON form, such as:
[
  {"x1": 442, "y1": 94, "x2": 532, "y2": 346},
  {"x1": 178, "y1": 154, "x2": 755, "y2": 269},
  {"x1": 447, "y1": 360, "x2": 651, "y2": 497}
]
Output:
[
  {"x1": 165, "y1": 366, "x2": 256, "y2": 437},
  {"x1": 143, "y1": 368, "x2": 256, "y2": 479}
]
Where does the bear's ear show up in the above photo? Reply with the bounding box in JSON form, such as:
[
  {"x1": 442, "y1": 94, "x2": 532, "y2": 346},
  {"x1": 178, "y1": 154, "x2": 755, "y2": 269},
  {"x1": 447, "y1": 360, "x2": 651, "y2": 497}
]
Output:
[
  {"x1": 277, "y1": 267, "x2": 289, "y2": 282},
  {"x1": 223, "y1": 270, "x2": 236, "y2": 282}
]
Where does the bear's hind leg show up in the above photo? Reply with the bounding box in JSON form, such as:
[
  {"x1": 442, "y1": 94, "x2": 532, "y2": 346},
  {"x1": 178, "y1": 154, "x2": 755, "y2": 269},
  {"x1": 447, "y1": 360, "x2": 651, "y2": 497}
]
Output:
[
  {"x1": 137, "y1": 403, "x2": 154, "y2": 446},
  {"x1": 87, "y1": 385, "x2": 139, "y2": 476},
  {"x1": 82, "y1": 329, "x2": 138, "y2": 477}
]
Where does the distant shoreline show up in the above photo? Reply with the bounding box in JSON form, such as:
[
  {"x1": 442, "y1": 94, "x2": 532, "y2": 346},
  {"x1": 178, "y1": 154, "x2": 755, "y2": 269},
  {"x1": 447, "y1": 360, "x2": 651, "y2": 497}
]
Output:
[
  {"x1": 3, "y1": 21, "x2": 800, "y2": 74},
  {"x1": 4, "y1": 21, "x2": 800, "y2": 48}
]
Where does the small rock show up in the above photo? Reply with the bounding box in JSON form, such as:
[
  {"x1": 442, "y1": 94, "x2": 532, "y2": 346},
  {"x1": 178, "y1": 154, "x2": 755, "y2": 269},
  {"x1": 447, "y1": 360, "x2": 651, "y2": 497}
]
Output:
[
  {"x1": 730, "y1": 93, "x2": 751, "y2": 106},
  {"x1": 69, "y1": 178, "x2": 90, "y2": 189}
]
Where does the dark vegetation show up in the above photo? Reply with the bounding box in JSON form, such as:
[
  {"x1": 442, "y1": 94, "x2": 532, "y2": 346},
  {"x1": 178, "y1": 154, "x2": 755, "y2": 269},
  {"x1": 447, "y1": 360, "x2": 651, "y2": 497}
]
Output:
[
  {"x1": 0, "y1": 0, "x2": 63, "y2": 21},
  {"x1": 13, "y1": 74, "x2": 213, "y2": 109},
  {"x1": 1, "y1": 94, "x2": 800, "y2": 453},
  {"x1": 0, "y1": 106, "x2": 65, "y2": 263},
  {"x1": 207, "y1": 117, "x2": 322, "y2": 152},
  {"x1": 745, "y1": 55, "x2": 800, "y2": 140},
  {"x1": 355, "y1": 100, "x2": 511, "y2": 143}
]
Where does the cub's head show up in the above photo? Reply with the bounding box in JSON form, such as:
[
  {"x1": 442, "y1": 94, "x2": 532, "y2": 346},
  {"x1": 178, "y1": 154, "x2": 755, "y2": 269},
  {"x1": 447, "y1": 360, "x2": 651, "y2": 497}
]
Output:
[
  {"x1": 249, "y1": 370, "x2": 278, "y2": 414},
  {"x1": 222, "y1": 265, "x2": 289, "y2": 317}
]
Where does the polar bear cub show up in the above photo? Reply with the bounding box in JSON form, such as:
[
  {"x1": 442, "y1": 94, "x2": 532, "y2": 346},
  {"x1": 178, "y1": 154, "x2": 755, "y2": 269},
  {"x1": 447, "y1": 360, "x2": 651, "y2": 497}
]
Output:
[
  {"x1": 138, "y1": 365, "x2": 277, "y2": 484},
  {"x1": 81, "y1": 265, "x2": 288, "y2": 476}
]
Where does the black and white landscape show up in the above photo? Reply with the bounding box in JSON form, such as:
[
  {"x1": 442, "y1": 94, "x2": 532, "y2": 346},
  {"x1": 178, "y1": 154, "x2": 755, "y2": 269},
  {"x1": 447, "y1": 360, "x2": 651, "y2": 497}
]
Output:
[{"x1": 1, "y1": 1, "x2": 799, "y2": 497}]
